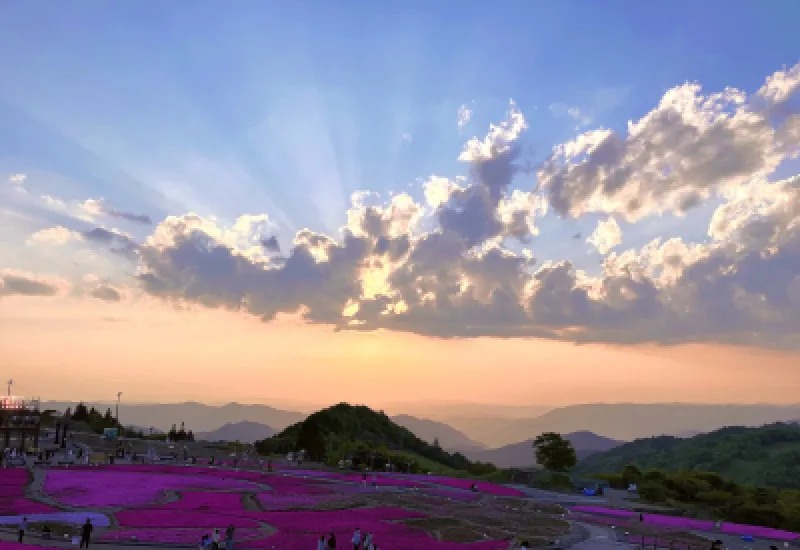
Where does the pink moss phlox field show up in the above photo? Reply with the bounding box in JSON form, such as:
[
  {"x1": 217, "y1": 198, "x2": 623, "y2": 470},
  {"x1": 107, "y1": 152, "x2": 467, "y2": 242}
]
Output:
[
  {"x1": 43, "y1": 470, "x2": 258, "y2": 507},
  {"x1": 389, "y1": 474, "x2": 523, "y2": 497},
  {"x1": 257, "y1": 493, "x2": 331, "y2": 510},
  {"x1": 239, "y1": 508, "x2": 504, "y2": 550},
  {"x1": 115, "y1": 509, "x2": 260, "y2": 528},
  {"x1": 0, "y1": 498, "x2": 58, "y2": 515},
  {"x1": 720, "y1": 523, "x2": 800, "y2": 541},
  {"x1": 159, "y1": 491, "x2": 246, "y2": 511},
  {"x1": 100, "y1": 528, "x2": 263, "y2": 544}
]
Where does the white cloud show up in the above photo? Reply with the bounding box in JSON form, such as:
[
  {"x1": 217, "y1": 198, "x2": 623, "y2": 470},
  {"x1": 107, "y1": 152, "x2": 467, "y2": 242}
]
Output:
[
  {"x1": 587, "y1": 217, "x2": 622, "y2": 254},
  {"x1": 26, "y1": 226, "x2": 84, "y2": 246},
  {"x1": 457, "y1": 104, "x2": 472, "y2": 129}
]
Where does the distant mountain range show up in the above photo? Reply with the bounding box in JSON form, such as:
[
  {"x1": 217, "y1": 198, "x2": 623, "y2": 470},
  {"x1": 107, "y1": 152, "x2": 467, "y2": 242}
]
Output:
[
  {"x1": 43, "y1": 401, "x2": 305, "y2": 433},
  {"x1": 462, "y1": 431, "x2": 622, "y2": 468},
  {"x1": 441, "y1": 404, "x2": 800, "y2": 446},
  {"x1": 389, "y1": 414, "x2": 486, "y2": 451},
  {"x1": 45, "y1": 401, "x2": 800, "y2": 449},
  {"x1": 196, "y1": 421, "x2": 276, "y2": 443}
]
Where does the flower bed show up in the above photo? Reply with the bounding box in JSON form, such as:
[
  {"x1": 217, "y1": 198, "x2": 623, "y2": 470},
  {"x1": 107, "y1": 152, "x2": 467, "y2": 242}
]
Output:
[
  {"x1": 43, "y1": 470, "x2": 259, "y2": 507},
  {"x1": 115, "y1": 509, "x2": 261, "y2": 528},
  {"x1": 239, "y1": 507, "x2": 505, "y2": 550},
  {"x1": 158, "y1": 491, "x2": 246, "y2": 511},
  {"x1": 0, "y1": 498, "x2": 58, "y2": 515}
]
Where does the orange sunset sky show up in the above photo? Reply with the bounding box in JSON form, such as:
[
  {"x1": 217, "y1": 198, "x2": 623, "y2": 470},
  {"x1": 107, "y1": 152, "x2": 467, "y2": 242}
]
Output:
[{"x1": 2, "y1": 295, "x2": 798, "y2": 408}]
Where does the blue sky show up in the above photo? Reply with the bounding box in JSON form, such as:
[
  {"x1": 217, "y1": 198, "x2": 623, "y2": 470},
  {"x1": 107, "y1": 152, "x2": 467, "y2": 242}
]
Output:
[{"x1": 1, "y1": 1, "x2": 799, "y2": 349}]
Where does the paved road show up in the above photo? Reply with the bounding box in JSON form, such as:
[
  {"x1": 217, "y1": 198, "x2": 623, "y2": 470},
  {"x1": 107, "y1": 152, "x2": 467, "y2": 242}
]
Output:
[{"x1": 570, "y1": 524, "x2": 632, "y2": 550}]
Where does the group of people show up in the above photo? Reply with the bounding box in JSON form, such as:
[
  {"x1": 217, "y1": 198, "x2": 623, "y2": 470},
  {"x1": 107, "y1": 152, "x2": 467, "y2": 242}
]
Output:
[
  {"x1": 17, "y1": 517, "x2": 93, "y2": 548},
  {"x1": 199, "y1": 524, "x2": 236, "y2": 550},
  {"x1": 315, "y1": 528, "x2": 380, "y2": 550}
]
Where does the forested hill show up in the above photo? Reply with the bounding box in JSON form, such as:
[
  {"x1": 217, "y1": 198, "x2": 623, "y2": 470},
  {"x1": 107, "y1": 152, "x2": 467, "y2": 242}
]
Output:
[
  {"x1": 574, "y1": 422, "x2": 800, "y2": 489},
  {"x1": 255, "y1": 403, "x2": 495, "y2": 473}
]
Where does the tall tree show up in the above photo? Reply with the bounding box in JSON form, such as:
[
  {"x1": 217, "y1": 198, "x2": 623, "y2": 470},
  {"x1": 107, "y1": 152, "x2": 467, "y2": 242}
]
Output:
[
  {"x1": 72, "y1": 403, "x2": 89, "y2": 422},
  {"x1": 533, "y1": 432, "x2": 577, "y2": 472}
]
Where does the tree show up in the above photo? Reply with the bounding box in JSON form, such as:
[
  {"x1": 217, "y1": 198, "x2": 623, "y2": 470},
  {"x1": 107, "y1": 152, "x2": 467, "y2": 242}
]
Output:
[
  {"x1": 433, "y1": 437, "x2": 440, "y2": 448},
  {"x1": 533, "y1": 432, "x2": 577, "y2": 472},
  {"x1": 72, "y1": 403, "x2": 89, "y2": 422}
]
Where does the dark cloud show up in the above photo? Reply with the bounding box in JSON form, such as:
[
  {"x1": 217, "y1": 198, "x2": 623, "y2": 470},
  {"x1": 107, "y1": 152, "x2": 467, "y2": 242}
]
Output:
[
  {"x1": 260, "y1": 236, "x2": 281, "y2": 253},
  {"x1": 90, "y1": 285, "x2": 122, "y2": 302},
  {"x1": 0, "y1": 272, "x2": 61, "y2": 297}
]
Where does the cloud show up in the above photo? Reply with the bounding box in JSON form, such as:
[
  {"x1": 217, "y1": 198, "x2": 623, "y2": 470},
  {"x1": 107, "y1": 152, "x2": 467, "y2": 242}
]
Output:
[
  {"x1": 0, "y1": 269, "x2": 68, "y2": 298},
  {"x1": 549, "y1": 103, "x2": 592, "y2": 127},
  {"x1": 457, "y1": 104, "x2": 472, "y2": 129},
  {"x1": 538, "y1": 66, "x2": 800, "y2": 221},
  {"x1": 8, "y1": 174, "x2": 27, "y2": 193},
  {"x1": 587, "y1": 217, "x2": 622, "y2": 255},
  {"x1": 27, "y1": 226, "x2": 84, "y2": 246},
  {"x1": 90, "y1": 284, "x2": 122, "y2": 302},
  {"x1": 80, "y1": 199, "x2": 152, "y2": 225},
  {"x1": 7, "y1": 63, "x2": 800, "y2": 349}
]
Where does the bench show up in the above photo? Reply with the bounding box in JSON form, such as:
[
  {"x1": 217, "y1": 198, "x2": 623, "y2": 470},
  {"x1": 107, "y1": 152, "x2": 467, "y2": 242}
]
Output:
[
  {"x1": 57, "y1": 461, "x2": 73, "y2": 466},
  {"x1": 33, "y1": 461, "x2": 50, "y2": 466}
]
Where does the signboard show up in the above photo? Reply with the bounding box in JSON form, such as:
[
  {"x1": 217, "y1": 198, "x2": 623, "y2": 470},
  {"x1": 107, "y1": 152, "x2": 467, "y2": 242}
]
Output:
[{"x1": 103, "y1": 428, "x2": 118, "y2": 440}]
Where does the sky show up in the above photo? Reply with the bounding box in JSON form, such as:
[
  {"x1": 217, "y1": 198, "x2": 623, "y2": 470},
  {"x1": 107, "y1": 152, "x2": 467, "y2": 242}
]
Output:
[{"x1": 1, "y1": 1, "x2": 799, "y2": 408}]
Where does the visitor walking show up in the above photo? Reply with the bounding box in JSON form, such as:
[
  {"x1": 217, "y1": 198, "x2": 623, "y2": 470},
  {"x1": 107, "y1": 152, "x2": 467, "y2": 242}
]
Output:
[
  {"x1": 17, "y1": 517, "x2": 27, "y2": 543},
  {"x1": 352, "y1": 528, "x2": 361, "y2": 550},
  {"x1": 328, "y1": 532, "x2": 337, "y2": 549},
  {"x1": 362, "y1": 472, "x2": 367, "y2": 488},
  {"x1": 317, "y1": 535, "x2": 327, "y2": 550},
  {"x1": 371, "y1": 474, "x2": 376, "y2": 488},
  {"x1": 225, "y1": 524, "x2": 236, "y2": 550},
  {"x1": 212, "y1": 528, "x2": 221, "y2": 550},
  {"x1": 363, "y1": 532, "x2": 373, "y2": 550},
  {"x1": 80, "y1": 518, "x2": 93, "y2": 548}
]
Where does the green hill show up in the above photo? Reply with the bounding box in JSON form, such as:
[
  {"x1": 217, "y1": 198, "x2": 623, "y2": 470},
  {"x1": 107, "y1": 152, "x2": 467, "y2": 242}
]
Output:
[
  {"x1": 573, "y1": 422, "x2": 800, "y2": 489},
  {"x1": 254, "y1": 403, "x2": 497, "y2": 475}
]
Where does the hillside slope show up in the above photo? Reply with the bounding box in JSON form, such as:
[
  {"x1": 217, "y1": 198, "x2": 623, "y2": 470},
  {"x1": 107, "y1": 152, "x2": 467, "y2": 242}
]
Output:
[
  {"x1": 573, "y1": 422, "x2": 800, "y2": 489},
  {"x1": 256, "y1": 403, "x2": 486, "y2": 472},
  {"x1": 390, "y1": 414, "x2": 485, "y2": 451}
]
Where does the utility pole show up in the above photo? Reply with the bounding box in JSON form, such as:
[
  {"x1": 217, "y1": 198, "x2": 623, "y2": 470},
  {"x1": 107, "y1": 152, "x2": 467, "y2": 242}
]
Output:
[{"x1": 7, "y1": 379, "x2": 11, "y2": 397}]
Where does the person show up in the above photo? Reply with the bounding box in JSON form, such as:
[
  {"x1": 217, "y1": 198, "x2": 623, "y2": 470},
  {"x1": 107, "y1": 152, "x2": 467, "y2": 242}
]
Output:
[
  {"x1": 363, "y1": 532, "x2": 373, "y2": 550},
  {"x1": 80, "y1": 518, "x2": 93, "y2": 548},
  {"x1": 519, "y1": 540, "x2": 529, "y2": 550},
  {"x1": 18, "y1": 516, "x2": 27, "y2": 543},
  {"x1": 212, "y1": 528, "x2": 221, "y2": 550},
  {"x1": 201, "y1": 534, "x2": 211, "y2": 548},
  {"x1": 362, "y1": 472, "x2": 367, "y2": 488},
  {"x1": 225, "y1": 524, "x2": 235, "y2": 550},
  {"x1": 328, "y1": 532, "x2": 337, "y2": 549},
  {"x1": 352, "y1": 528, "x2": 361, "y2": 550},
  {"x1": 371, "y1": 474, "x2": 377, "y2": 488},
  {"x1": 639, "y1": 513, "x2": 644, "y2": 522},
  {"x1": 317, "y1": 535, "x2": 327, "y2": 550}
]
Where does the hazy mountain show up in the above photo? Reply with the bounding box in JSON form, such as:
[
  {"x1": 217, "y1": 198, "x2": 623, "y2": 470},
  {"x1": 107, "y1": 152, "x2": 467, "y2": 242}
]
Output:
[
  {"x1": 390, "y1": 414, "x2": 486, "y2": 451},
  {"x1": 196, "y1": 421, "x2": 275, "y2": 443},
  {"x1": 388, "y1": 403, "x2": 555, "y2": 421},
  {"x1": 462, "y1": 431, "x2": 622, "y2": 468},
  {"x1": 43, "y1": 401, "x2": 305, "y2": 433},
  {"x1": 462, "y1": 404, "x2": 800, "y2": 445}
]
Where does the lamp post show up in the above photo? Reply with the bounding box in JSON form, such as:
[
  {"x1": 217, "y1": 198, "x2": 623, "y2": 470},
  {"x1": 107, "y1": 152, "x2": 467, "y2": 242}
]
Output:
[{"x1": 116, "y1": 392, "x2": 122, "y2": 432}]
